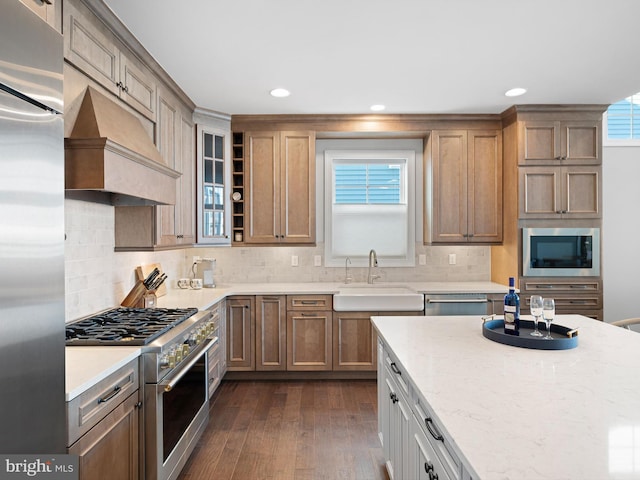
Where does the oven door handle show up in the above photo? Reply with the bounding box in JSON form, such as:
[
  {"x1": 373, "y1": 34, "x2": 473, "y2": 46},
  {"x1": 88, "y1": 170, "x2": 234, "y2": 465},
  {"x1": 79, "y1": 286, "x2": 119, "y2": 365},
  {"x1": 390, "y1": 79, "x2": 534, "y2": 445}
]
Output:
[{"x1": 161, "y1": 336, "x2": 218, "y2": 392}]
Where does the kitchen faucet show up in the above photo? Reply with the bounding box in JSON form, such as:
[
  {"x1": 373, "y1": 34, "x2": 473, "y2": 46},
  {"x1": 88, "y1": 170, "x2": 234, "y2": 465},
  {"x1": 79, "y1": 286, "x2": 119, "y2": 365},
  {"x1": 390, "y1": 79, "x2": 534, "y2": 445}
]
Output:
[
  {"x1": 368, "y1": 249, "x2": 380, "y2": 284},
  {"x1": 344, "y1": 257, "x2": 353, "y2": 284}
]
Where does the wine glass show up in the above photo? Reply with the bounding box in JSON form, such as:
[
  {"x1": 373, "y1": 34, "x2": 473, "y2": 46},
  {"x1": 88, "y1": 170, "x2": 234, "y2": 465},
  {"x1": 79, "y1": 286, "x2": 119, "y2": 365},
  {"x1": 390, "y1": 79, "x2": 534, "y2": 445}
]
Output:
[
  {"x1": 542, "y1": 298, "x2": 555, "y2": 339},
  {"x1": 529, "y1": 295, "x2": 543, "y2": 337}
]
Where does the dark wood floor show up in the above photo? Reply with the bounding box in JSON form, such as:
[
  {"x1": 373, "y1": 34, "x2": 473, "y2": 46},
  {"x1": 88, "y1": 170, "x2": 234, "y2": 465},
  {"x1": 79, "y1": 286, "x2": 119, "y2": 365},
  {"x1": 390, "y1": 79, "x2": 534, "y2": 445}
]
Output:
[{"x1": 177, "y1": 379, "x2": 388, "y2": 480}]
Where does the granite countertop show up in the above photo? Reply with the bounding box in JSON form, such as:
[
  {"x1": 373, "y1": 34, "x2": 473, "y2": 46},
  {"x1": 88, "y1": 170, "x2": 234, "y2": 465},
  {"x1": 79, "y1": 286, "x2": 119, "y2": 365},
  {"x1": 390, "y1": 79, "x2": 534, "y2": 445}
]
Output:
[{"x1": 371, "y1": 314, "x2": 640, "y2": 480}]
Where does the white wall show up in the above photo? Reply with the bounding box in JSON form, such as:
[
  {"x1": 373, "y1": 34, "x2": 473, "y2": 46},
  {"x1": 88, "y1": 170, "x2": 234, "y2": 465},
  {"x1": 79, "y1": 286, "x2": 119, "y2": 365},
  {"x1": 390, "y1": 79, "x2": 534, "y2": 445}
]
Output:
[{"x1": 602, "y1": 146, "x2": 640, "y2": 324}]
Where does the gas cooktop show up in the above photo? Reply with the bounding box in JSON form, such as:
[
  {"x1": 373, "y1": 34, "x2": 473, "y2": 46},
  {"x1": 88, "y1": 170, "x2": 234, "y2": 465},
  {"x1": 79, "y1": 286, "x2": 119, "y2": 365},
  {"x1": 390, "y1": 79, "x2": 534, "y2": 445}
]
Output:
[{"x1": 65, "y1": 307, "x2": 199, "y2": 346}]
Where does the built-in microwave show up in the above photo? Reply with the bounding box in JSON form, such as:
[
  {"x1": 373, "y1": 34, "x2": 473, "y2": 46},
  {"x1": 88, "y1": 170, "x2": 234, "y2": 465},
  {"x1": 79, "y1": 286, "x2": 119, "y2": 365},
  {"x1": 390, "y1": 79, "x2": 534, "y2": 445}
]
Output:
[{"x1": 522, "y1": 227, "x2": 600, "y2": 277}]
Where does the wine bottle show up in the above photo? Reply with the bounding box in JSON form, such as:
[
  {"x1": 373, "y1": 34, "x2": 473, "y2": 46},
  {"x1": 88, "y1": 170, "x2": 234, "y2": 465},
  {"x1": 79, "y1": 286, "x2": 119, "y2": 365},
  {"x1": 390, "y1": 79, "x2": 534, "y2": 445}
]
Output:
[{"x1": 504, "y1": 277, "x2": 520, "y2": 335}]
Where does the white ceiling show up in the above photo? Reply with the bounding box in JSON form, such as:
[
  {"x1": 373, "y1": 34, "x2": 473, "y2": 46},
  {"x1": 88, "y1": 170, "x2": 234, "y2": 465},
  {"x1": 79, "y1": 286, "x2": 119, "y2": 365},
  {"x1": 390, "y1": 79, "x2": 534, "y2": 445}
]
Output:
[{"x1": 103, "y1": 0, "x2": 640, "y2": 116}]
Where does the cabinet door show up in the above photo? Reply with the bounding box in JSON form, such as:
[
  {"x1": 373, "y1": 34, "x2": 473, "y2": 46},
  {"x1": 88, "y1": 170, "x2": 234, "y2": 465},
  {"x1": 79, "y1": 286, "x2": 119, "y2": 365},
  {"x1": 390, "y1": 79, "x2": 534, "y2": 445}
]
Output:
[
  {"x1": 430, "y1": 130, "x2": 468, "y2": 243},
  {"x1": 68, "y1": 392, "x2": 139, "y2": 480},
  {"x1": 286, "y1": 310, "x2": 332, "y2": 371},
  {"x1": 562, "y1": 121, "x2": 600, "y2": 164},
  {"x1": 467, "y1": 130, "x2": 502, "y2": 243},
  {"x1": 332, "y1": 312, "x2": 377, "y2": 371},
  {"x1": 519, "y1": 166, "x2": 600, "y2": 219},
  {"x1": 520, "y1": 121, "x2": 560, "y2": 165},
  {"x1": 64, "y1": 0, "x2": 120, "y2": 97},
  {"x1": 410, "y1": 414, "x2": 453, "y2": 480},
  {"x1": 280, "y1": 131, "x2": 315, "y2": 244},
  {"x1": 119, "y1": 54, "x2": 157, "y2": 121},
  {"x1": 226, "y1": 297, "x2": 255, "y2": 370},
  {"x1": 156, "y1": 90, "x2": 195, "y2": 246},
  {"x1": 245, "y1": 131, "x2": 280, "y2": 243},
  {"x1": 256, "y1": 296, "x2": 287, "y2": 371},
  {"x1": 384, "y1": 372, "x2": 411, "y2": 480}
]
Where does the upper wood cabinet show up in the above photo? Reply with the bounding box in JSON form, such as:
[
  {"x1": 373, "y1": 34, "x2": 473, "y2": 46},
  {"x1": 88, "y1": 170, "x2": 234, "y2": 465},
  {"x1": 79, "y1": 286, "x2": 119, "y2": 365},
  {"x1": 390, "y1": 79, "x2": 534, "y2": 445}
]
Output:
[
  {"x1": 20, "y1": 0, "x2": 61, "y2": 31},
  {"x1": 519, "y1": 165, "x2": 601, "y2": 219},
  {"x1": 64, "y1": 0, "x2": 157, "y2": 120},
  {"x1": 244, "y1": 131, "x2": 316, "y2": 244},
  {"x1": 519, "y1": 119, "x2": 600, "y2": 166},
  {"x1": 426, "y1": 129, "x2": 502, "y2": 244},
  {"x1": 156, "y1": 87, "x2": 196, "y2": 246},
  {"x1": 114, "y1": 87, "x2": 195, "y2": 250}
]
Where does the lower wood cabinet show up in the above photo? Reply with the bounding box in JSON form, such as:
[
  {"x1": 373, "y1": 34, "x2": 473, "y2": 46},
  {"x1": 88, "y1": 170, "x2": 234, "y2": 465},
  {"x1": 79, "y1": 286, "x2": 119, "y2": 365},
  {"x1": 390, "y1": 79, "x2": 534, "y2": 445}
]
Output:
[
  {"x1": 519, "y1": 277, "x2": 602, "y2": 320},
  {"x1": 67, "y1": 359, "x2": 140, "y2": 480},
  {"x1": 287, "y1": 296, "x2": 333, "y2": 371},
  {"x1": 68, "y1": 392, "x2": 140, "y2": 480},
  {"x1": 226, "y1": 296, "x2": 255, "y2": 370},
  {"x1": 256, "y1": 295, "x2": 287, "y2": 371},
  {"x1": 332, "y1": 311, "x2": 377, "y2": 371}
]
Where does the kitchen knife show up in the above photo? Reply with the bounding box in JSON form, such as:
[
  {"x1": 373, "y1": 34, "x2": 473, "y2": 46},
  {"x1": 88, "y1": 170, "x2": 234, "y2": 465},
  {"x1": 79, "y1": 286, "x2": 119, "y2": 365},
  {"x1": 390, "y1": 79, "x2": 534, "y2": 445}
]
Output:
[
  {"x1": 149, "y1": 273, "x2": 167, "y2": 291},
  {"x1": 143, "y1": 268, "x2": 160, "y2": 288}
]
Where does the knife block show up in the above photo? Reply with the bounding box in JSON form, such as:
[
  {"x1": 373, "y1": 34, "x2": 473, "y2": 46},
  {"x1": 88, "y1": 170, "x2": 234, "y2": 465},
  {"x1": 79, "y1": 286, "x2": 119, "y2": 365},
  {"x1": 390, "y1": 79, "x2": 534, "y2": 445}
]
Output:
[{"x1": 121, "y1": 280, "x2": 150, "y2": 308}]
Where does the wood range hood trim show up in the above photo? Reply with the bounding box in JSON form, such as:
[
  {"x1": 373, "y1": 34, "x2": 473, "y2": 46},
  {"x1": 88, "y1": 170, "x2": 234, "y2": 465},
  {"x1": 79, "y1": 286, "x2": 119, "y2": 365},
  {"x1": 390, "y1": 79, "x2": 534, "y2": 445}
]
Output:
[{"x1": 65, "y1": 87, "x2": 180, "y2": 205}]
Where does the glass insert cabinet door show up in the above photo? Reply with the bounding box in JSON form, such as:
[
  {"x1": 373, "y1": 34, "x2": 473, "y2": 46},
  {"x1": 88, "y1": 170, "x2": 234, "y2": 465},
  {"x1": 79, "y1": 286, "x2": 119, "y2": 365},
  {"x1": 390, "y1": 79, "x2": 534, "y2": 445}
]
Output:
[{"x1": 196, "y1": 124, "x2": 231, "y2": 244}]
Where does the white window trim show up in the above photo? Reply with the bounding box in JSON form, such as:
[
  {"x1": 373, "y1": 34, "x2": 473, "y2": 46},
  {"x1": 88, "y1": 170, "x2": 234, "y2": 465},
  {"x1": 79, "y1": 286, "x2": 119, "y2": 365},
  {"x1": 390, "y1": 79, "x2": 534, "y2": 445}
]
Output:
[{"x1": 324, "y1": 149, "x2": 415, "y2": 268}]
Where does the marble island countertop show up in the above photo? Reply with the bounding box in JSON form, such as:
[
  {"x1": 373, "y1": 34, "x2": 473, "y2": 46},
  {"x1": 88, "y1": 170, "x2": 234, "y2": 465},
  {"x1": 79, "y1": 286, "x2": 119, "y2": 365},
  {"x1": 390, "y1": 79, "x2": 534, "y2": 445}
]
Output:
[{"x1": 371, "y1": 314, "x2": 640, "y2": 480}]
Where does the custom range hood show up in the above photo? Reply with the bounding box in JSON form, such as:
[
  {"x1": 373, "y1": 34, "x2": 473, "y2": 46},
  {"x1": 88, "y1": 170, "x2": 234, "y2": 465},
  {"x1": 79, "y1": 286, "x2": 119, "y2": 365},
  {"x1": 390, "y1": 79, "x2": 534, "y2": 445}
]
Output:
[{"x1": 65, "y1": 87, "x2": 179, "y2": 205}]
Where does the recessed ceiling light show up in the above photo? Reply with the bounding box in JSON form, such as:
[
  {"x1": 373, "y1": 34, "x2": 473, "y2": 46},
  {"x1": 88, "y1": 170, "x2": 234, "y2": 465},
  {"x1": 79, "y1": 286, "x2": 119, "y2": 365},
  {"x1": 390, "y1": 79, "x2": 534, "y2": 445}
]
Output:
[
  {"x1": 370, "y1": 104, "x2": 386, "y2": 112},
  {"x1": 505, "y1": 87, "x2": 527, "y2": 97},
  {"x1": 270, "y1": 88, "x2": 290, "y2": 98}
]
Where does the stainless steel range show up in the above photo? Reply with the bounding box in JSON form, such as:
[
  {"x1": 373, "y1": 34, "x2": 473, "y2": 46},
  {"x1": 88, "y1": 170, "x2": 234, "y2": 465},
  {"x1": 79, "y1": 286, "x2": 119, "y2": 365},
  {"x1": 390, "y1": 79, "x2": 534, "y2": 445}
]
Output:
[{"x1": 66, "y1": 307, "x2": 217, "y2": 480}]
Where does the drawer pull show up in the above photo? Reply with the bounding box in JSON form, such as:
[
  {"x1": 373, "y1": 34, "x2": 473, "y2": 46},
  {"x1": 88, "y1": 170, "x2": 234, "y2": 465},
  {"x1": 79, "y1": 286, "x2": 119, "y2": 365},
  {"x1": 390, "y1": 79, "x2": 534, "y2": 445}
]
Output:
[
  {"x1": 98, "y1": 385, "x2": 121, "y2": 404},
  {"x1": 300, "y1": 313, "x2": 318, "y2": 317},
  {"x1": 569, "y1": 285, "x2": 589, "y2": 289},
  {"x1": 390, "y1": 362, "x2": 402, "y2": 376},
  {"x1": 390, "y1": 392, "x2": 398, "y2": 404},
  {"x1": 425, "y1": 416, "x2": 444, "y2": 442},
  {"x1": 300, "y1": 300, "x2": 319, "y2": 305},
  {"x1": 425, "y1": 461, "x2": 434, "y2": 473}
]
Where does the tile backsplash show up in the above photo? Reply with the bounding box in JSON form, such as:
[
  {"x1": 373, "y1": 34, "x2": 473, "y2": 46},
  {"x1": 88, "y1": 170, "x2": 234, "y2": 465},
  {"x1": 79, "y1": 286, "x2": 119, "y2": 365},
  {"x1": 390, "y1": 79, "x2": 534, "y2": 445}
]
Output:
[{"x1": 64, "y1": 199, "x2": 491, "y2": 321}]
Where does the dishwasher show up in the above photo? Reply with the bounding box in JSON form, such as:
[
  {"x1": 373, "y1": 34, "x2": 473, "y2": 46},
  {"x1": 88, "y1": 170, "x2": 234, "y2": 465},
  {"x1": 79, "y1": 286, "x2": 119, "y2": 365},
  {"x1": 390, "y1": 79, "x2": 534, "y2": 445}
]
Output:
[{"x1": 424, "y1": 293, "x2": 489, "y2": 315}]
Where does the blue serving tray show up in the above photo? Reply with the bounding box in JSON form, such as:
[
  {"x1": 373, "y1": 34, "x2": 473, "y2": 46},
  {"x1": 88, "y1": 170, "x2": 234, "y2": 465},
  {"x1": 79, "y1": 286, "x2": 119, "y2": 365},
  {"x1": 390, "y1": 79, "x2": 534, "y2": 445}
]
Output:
[{"x1": 482, "y1": 318, "x2": 578, "y2": 350}]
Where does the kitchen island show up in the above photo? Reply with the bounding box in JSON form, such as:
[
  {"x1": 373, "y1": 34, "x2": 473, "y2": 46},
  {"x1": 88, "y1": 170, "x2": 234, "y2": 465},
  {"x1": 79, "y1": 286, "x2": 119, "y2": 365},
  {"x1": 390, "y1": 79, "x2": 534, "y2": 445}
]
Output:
[{"x1": 371, "y1": 314, "x2": 640, "y2": 480}]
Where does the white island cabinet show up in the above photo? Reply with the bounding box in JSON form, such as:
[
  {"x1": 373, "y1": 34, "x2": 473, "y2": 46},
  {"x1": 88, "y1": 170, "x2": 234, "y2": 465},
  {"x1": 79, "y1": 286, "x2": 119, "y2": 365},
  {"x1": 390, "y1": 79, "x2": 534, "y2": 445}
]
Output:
[{"x1": 372, "y1": 315, "x2": 640, "y2": 480}]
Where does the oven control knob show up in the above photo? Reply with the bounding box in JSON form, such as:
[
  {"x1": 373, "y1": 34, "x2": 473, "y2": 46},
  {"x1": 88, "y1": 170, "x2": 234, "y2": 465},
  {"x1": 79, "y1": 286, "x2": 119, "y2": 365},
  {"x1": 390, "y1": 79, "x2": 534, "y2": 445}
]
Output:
[
  {"x1": 187, "y1": 333, "x2": 198, "y2": 346},
  {"x1": 167, "y1": 348, "x2": 177, "y2": 368},
  {"x1": 181, "y1": 343, "x2": 190, "y2": 356},
  {"x1": 175, "y1": 347, "x2": 184, "y2": 363},
  {"x1": 160, "y1": 354, "x2": 170, "y2": 369}
]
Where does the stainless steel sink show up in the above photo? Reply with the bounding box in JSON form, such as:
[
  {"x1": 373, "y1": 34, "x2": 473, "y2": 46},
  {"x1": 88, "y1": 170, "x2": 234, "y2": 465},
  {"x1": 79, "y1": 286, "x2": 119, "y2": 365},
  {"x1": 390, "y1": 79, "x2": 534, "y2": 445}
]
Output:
[{"x1": 333, "y1": 284, "x2": 424, "y2": 312}]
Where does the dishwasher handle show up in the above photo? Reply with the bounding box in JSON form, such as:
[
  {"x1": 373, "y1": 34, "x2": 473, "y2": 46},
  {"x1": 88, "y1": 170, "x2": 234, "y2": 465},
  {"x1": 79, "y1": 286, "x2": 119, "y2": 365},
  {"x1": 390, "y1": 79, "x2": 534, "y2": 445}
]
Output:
[{"x1": 425, "y1": 298, "x2": 488, "y2": 304}]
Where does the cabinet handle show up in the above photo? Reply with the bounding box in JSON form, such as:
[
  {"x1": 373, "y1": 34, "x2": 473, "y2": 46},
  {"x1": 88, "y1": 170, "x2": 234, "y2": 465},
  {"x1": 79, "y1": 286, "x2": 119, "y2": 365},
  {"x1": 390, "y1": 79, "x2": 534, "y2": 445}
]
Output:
[
  {"x1": 300, "y1": 313, "x2": 318, "y2": 317},
  {"x1": 431, "y1": 472, "x2": 439, "y2": 480},
  {"x1": 116, "y1": 81, "x2": 124, "y2": 90},
  {"x1": 390, "y1": 362, "x2": 402, "y2": 376},
  {"x1": 300, "y1": 300, "x2": 319, "y2": 305},
  {"x1": 123, "y1": 85, "x2": 129, "y2": 93},
  {"x1": 537, "y1": 285, "x2": 554, "y2": 289},
  {"x1": 425, "y1": 416, "x2": 444, "y2": 442},
  {"x1": 570, "y1": 285, "x2": 589, "y2": 289},
  {"x1": 389, "y1": 392, "x2": 398, "y2": 404},
  {"x1": 425, "y1": 461, "x2": 434, "y2": 473},
  {"x1": 135, "y1": 401, "x2": 142, "y2": 409},
  {"x1": 98, "y1": 385, "x2": 122, "y2": 404}
]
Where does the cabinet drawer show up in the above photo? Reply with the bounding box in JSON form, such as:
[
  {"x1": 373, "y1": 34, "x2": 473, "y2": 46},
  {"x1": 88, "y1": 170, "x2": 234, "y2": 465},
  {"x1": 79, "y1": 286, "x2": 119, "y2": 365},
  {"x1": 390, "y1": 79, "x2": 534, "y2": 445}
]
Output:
[
  {"x1": 384, "y1": 349, "x2": 410, "y2": 398},
  {"x1": 287, "y1": 294, "x2": 332, "y2": 311},
  {"x1": 414, "y1": 396, "x2": 461, "y2": 480},
  {"x1": 520, "y1": 278, "x2": 601, "y2": 293},
  {"x1": 67, "y1": 359, "x2": 139, "y2": 445}
]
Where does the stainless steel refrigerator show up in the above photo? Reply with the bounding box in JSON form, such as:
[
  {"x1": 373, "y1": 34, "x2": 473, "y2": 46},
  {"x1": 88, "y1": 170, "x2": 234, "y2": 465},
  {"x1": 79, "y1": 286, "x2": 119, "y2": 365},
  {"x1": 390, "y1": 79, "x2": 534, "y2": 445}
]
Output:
[{"x1": 0, "y1": 1, "x2": 65, "y2": 453}]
